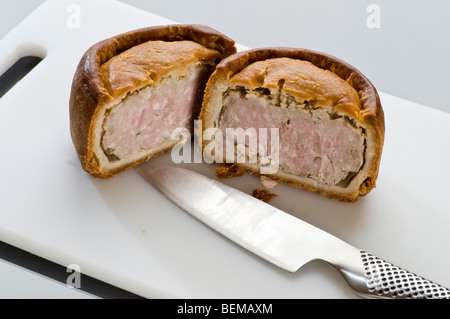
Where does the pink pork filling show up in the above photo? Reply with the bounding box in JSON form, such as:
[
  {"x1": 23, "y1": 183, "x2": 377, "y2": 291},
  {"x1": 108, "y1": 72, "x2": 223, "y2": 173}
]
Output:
[
  {"x1": 101, "y1": 71, "x2": 203, "y2": 161},
  {"x1": 220, "y1": 92, "x2": 365, "y2": 186}
]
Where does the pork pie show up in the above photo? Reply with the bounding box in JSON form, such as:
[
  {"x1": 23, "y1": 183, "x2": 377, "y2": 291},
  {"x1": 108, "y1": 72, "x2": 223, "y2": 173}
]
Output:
[
  {"x1": 69, "y1": 24, "x2": 236, "y2": 178},
  {"x1": 198, "y1": 48, "x2": 384, "y2": 202}
]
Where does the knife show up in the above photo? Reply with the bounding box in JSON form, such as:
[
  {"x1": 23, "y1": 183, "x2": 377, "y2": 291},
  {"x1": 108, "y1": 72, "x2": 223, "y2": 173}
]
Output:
[{"x1": 136, "y1": 164, "x2": 450, "y2": 299}]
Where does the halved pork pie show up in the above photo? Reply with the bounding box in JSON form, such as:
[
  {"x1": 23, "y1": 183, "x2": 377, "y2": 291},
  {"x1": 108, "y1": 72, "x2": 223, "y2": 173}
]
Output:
[
  {"x1": 70, "y1": 24, "x2": 236, "y2": 178},
  {"x1": 199, "y1": 48, "x2": 385, "y2": 202}
]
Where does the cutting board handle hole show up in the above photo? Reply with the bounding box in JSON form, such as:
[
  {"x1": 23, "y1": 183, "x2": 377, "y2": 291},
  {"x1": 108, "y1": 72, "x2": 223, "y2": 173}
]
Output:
[
  {"x1": 0, "y1": 43, "x2": 46, "y2": 99},
  {"x1": 0, "y1": 56, "x2": 43, "y2": 99}
]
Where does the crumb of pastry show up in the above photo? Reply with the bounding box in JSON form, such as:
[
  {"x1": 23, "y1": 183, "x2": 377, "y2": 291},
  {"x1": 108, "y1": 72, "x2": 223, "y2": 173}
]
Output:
[
  {"x1": 214, "y1": 163, "x2": 245, "y2": 179},
  {"x1": 260, "y1": 175, "x2": 278, "y2": 189},
  {"x1": 252, "y1": 188, "x2": 278, "y2": 203}
]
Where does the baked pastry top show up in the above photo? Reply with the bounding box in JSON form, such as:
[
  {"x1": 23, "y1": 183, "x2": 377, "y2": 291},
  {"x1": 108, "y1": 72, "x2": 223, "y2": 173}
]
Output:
[
  {"x1": 69, "y1": 24, "x2": 236, "y2": 178},
  {"x1": 199, "y1": 47, "x2": 384, "y2": 202},
  {"x1": 229, "y1": 57, "x2": 362, "y2": 117},
  {"x1": 101, "y1": 40, "x2": 221, "y2": 101}
]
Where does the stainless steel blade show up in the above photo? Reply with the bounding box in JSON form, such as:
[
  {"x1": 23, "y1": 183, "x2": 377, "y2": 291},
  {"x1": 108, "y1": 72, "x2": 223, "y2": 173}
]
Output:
[
  {"x1": 137, "y1": 164, "x2": 350, "y2": 272},
  {"x1": 136, "y1": 164, "x2": 450, "y2": 299}
]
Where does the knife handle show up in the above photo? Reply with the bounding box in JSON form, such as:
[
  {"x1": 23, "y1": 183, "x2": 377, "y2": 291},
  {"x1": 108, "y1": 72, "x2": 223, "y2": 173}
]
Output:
[{"x1": 329, "y1": 250, "x2": 450, "y2": 299}]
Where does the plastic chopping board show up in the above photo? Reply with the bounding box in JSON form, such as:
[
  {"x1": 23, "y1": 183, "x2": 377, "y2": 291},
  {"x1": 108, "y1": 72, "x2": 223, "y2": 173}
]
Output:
[{"x1": 1, "y1": 0, "x2": 450, "y2": 298}]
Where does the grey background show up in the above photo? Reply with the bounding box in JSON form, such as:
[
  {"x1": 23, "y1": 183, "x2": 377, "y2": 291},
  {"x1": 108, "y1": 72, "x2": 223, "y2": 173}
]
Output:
[
  {"x1": 0, "y1": 0, "x2": 449, "y2": 298},
  {"x1": 1, "y1": 0, "x2": 449, "y2": 114}
]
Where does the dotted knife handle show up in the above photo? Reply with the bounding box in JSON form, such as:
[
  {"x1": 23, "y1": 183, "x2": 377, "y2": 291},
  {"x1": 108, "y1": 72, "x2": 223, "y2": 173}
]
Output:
[{"x1": 359, "y1": 251, "x2": 450, "y2": 299}]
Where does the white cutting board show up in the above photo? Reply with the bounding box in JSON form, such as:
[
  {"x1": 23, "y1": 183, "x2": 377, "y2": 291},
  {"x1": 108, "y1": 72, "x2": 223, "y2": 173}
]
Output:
[{"x1": 1, "y1": 0, "x2": 450, "y2": 299}]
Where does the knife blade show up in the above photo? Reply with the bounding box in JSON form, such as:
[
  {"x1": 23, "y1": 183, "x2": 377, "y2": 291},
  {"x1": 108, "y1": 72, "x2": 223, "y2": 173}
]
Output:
[{"x1": 136, "y1": 164, "x2": 450, "y2": 299}]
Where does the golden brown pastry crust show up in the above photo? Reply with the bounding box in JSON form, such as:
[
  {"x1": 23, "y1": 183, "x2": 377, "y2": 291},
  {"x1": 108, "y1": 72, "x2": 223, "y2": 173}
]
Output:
[
  {"x1": 101, "y1": 40, "x2": 221, "y2": 100},
  {"x1": 214, "y1": 163, "x2": 245, "y2": 179},
  {"x1": 229, "y1": 57, "x2": 362, "y2": 118},
  {"x1": 199, "y1": 47, "x2": 385, "y2": 202},
  {"x1": 251, "y1": 188, "x2": 279, "y2": 203},
  {"x1": 69, "y1": 24, "x2": 236, "y2": 178}
]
